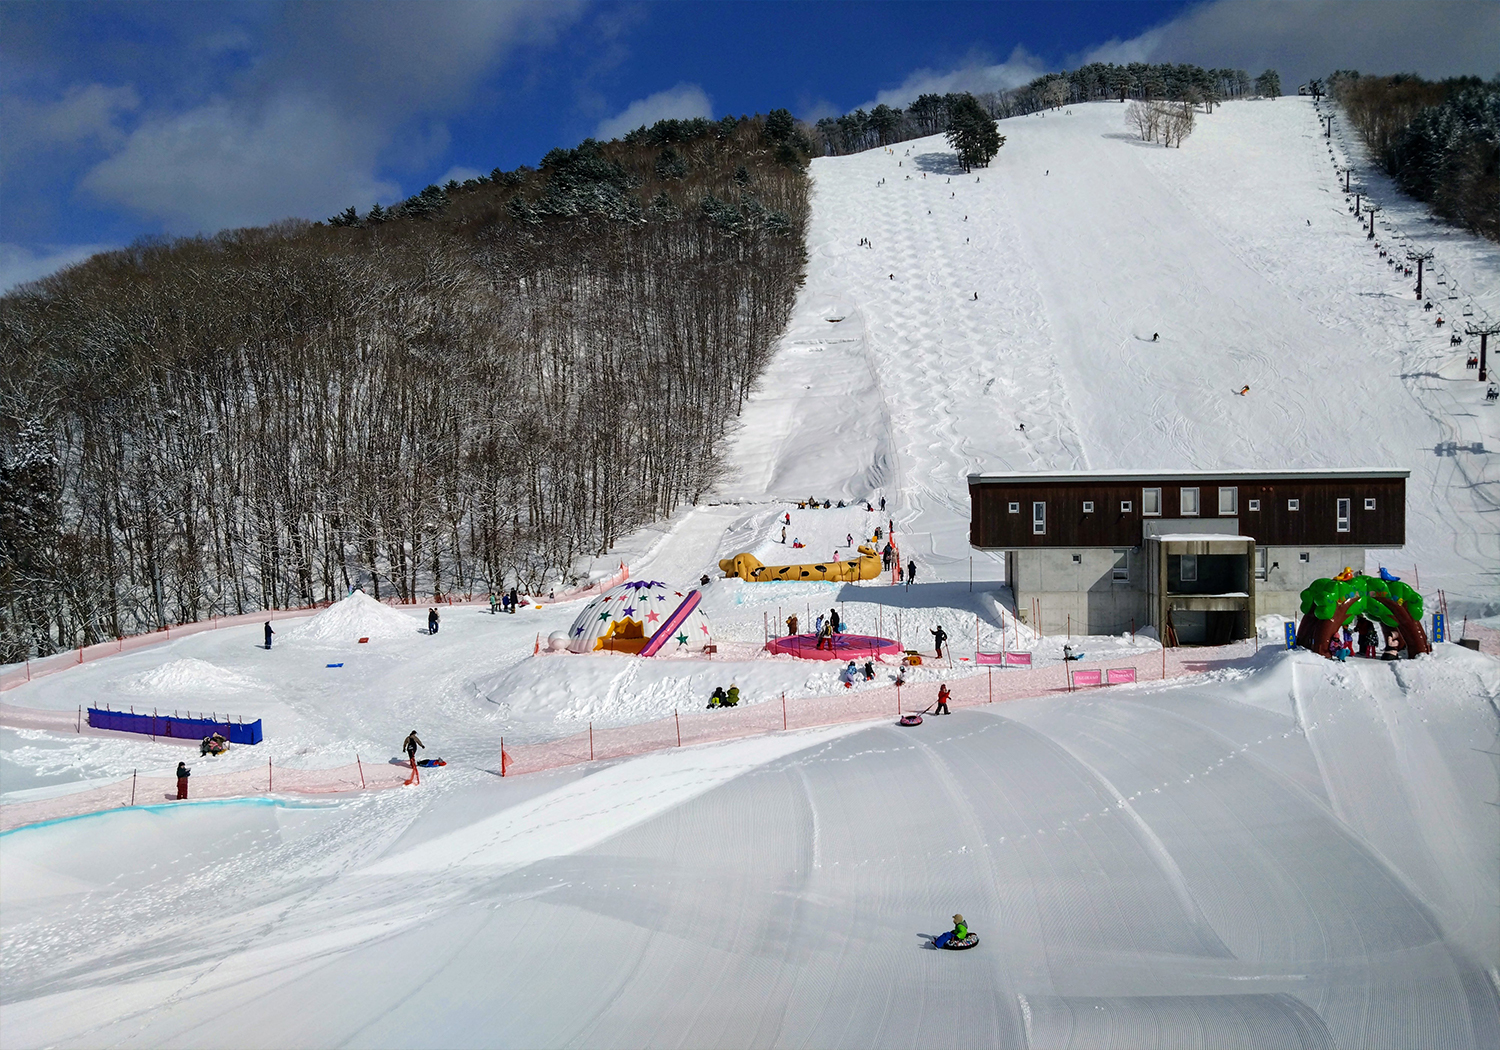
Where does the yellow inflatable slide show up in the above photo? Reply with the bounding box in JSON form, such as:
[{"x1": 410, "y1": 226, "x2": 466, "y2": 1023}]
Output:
[{"x1": 720, "y1": 544, "x2": 883, "y2": 583}]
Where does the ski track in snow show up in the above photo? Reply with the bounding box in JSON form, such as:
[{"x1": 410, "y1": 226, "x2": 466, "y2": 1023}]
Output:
[{"x1": 4, "y1": 97, "x2": 1500, "y2": 1049}]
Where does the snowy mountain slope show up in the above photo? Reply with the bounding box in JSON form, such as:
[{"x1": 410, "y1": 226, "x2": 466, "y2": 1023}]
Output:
[
  {"x1": 3, "y1": 649, "x2": 1495, "y2": 1048},
  {"x1": 708, "y1": 96, "x2": 1498, "y2": 610}
]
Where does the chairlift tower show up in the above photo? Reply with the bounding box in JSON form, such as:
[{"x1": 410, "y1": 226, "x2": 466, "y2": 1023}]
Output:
[
  {"x1": 1464, "y1": 321, "x2": 1499, "y2": 383},
  {"x1": 1405, "y1": 248, "x2": 1434, "y2": 300},
  {"x1": 1364, "y1": 203, "x2": 1381, "y2": 239}
]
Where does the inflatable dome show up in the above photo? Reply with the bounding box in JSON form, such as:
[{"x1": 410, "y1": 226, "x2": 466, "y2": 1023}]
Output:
[{"x1": 566, "y1": 580, "x2": 712, "y2": 656}]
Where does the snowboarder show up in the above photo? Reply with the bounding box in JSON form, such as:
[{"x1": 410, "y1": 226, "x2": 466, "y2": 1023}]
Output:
[
  {"x1": 931, "y1": 625, "x2": 948, "y2": 658},
  {"x1": 906, "y1": 560, "x2": 916, "y2": 588},
  {"x1": 264, "y1": 621, "x2": 274, "y2": 649},
  {"x1": 428, "y1": 608, "x2": 439, "y2": 634},
  {"x1": 935, "y1": 684, "x2": 951, "y2": 715},
  {"x1": 403, "y1": 730, "x2": 424, "y2": 767},
  {"x1": 176, "y1": 761, "x2": 191, "y2": 799}
]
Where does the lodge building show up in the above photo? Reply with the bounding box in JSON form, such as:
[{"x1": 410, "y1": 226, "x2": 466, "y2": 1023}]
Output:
[{"x1": 968, "y1": 469, "x2": 1409, "y2": 645}]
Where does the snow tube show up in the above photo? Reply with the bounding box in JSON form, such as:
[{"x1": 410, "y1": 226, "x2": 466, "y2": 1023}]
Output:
[
  {"x1": 934, "y1": 932, "x2": 979, "y2": 950},
  {"x1": 416, "y1": 758, "x2": 446, "y2": 768},
  {"x1": 897, "y1": 714, "x2": 923, "y2": 726}
]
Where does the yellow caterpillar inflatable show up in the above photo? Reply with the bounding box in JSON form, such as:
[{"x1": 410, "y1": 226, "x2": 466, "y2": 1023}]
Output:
[{"x1": 720, "y1": 544, "x2": 883, "y2": 582}]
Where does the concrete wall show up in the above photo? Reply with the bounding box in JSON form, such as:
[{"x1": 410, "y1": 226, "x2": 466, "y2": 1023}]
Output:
[
  {"x1": 1255, "y1": 545, "x2": 1370, "y2": 620},
  {"x1": 1008, "y1": 549, "x2": 1150, "y2": 636}
]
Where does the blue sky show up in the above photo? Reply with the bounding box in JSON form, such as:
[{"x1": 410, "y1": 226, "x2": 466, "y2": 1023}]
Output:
[{"x1": 2, "y1": 0, "x2": 1495, "y2": 289}]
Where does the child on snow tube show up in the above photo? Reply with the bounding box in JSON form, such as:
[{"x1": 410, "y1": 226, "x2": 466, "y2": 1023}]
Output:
[{"x1": 951, "y1": 914, "x2": 968, "y2": 941}]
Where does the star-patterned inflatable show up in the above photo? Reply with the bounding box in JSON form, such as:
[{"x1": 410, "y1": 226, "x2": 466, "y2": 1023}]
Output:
[{"x1": 566, "y1": 579, "x2": 714, "y2": 654}]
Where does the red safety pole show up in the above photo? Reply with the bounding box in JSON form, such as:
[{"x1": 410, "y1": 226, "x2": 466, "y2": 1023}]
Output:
[
  {"x1": 988, "y1": 668, "x2": 992, "y2": 703},
  {"x1": 1162, "y1": 644, "x2": 1166, "y2": 680},
  {"x1": 130, "y1": 769, "x2": 136, "y2": 806},
  {"x1": 268, "y1": 758, "x2": 273, "y2": 791},
  {"x1": 357, "y1": 754, "x2": 365, "y2": 789},
  {"x1": 675, "y1": 710, "x2": 681, "y2": 746},
  {"x1": 500, "y1": 737, "x2": 505, "y2": 776},
  {"x1": 782, "y1": 692, "x2": 787, "y2": 730},
  {"x1": 589, "y1": 722, "x2": 594, "y2": 761}
]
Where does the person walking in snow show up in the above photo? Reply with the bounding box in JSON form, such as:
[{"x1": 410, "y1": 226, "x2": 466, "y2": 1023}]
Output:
[
  {"x1": 931, "y1": 624, "x2": 948, "y2": 659},
  {"x1": 403, "y1": 731, "x2": 424, "y2": 775},
  {"x1": 935, "y1": 684, "x2": 951, "y2": 715},
  {"x1": 879, "y1": 496, "x2": 886, "y2": 511},
  {"x1": 264, "y1": 621, "x2": 274, "y2": 649},
  {"x1": 508, "y1": 586, "x2": 518, "y2": 613},
  {"x1": 906, "y1": 560, "x2": 916, "y2": 588},
  {"x1": 176, "y1": 761, "x2": 191, "y2": 799},
  {"x1": 846, "y1": 532, "x2": 853, "y2": 547},
  {"x1": 428, "y1": 608, "x2": 440, "y2": 634},
  {"x1": 781, "y1": 525, "x2": 787, "y2": 543}
]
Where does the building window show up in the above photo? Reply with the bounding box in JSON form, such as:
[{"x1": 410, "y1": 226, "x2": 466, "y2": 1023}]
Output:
[
  {"x1": 1255, "y1": 547, "x2": 1268, "y2": 580},
  {"x1": 1071, "y1": 553, "x2": 1081, "y2": 564},
  {"x1": 1008, "y1": 501, "x2": 1020, "y2": 513},
  {"x1": 1288, "y1": 499, "x2": 1300, "y2": 511},
  {"x1": 1218, "y1": 487, "x2": 1238, "y2": 515},
  {"x1": 1143, "y1": 488, "x2": 1161, "y2": 516},
  {"x1": 1180, "y1": 487, "x2": 1200, "y2": 516},
  {"x1": 1120, "y1": 500, "x2": 1133, "y2": 513},
  {"x1": 1364, "y1": 498, "x2": 1376, "y2": 510},
  {"x1": 1248, "y1": 499, "x2": 1260, "y2": 511},
  {"x1": 1336, "y1": 498, "x2": 1351, "y2": 532},
  {"x1": 1299, "y1": 552, "x2": 1310, "y2": 564},
  {"x1": 1180, "y1": 554, "x2": 1198, "y2": 582},
  {"x1": 1032, "y1": 501, "x2": 1046, "y2": 535},
  {"x1": 1113, "y1": 549, "x2": 1129, "y2": 580},
  {"x1": 1082, "y1": 501, "x2": 1094, "y2": 513}
]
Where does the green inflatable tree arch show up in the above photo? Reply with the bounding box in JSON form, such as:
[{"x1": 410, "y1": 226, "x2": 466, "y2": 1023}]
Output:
[{"x1": 1294, "y1": 573, "x2": 1431, "y2": 658}]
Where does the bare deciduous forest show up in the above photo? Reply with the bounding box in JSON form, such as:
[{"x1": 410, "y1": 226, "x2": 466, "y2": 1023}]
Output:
[{"x1": 0, "y1": 114, "x2": 811, "y2": 659}]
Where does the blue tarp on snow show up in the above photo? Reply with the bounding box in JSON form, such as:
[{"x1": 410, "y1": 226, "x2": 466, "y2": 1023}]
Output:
[{"x1": 87, "y1": 707, "x2": 263, "y2": 745}]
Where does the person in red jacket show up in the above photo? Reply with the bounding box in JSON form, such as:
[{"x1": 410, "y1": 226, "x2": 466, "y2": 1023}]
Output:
[{"x1": 935, "y1": 684, "x2": 951, "y2": 715}]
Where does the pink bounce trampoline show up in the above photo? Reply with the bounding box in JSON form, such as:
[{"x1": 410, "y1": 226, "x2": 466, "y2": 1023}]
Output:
[{"x1": 764, "y1": 632, "x2": 903, "y2": 661}]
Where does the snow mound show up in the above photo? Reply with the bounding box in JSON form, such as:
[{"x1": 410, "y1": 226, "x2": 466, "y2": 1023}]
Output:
[
  {"x1": 291, "y1": 591, "x2": 421, "y2": 646},
  {"x1": 119, "y1": 658, "x2": 262, "y2": 695}
]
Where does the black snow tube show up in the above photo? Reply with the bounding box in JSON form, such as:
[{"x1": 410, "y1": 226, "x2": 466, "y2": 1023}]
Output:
[
  {"x1": 898, "y1": 714, "x2": 923, "y2": 726},
  {"x1": 935, "y1": 932, "x2": 979, "y2": 950}
]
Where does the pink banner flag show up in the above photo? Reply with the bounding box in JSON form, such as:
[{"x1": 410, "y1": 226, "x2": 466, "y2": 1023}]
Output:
[
  {"x1": 1106, "y1": 667, "x2": 1137, "y2": 685},
  {"x1": 975, "y1": 651, "x2": 1004, "y2": 665},
  {"x1": 1071, "y1": 669, "x2": 1102, "y2": 688},
  {"x1": 1003, "y1": 651, "x2": 1032, "y2": 667}
]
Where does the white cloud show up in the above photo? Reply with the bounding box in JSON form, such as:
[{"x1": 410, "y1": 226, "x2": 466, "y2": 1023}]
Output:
[
  {"x1": 1070, "y1": 1, "x2": 1499, "y2": 88},
  {"x1": 60, "y1": 2, "x2": 584, "y2": 234},
  {"x1": 0, "y1": 242, "x2": 115, "y2": 294},
  {"x1": 0, "y1": 83, "x2": 140, "y2": 173},
  {"x1": 861, "y1": 46, "x2": 1048, "y2": 111},
  {"x1": 595, "y1": 83, "x2": 714, "y2": 141},
  {"x1": 81, "y1": 94, "x2": 399, "y2": 232}
]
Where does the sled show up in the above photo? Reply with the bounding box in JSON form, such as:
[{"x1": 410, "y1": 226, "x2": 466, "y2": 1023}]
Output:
[
  {"x1": 933, "y1": 931, "x2": 979, "y2": 950},
  {"x1": 897, "y1": 714, "x2": 924, "y2": 726},
  {"x1": 416, "y1": 758, "x2": 446, "y2": 768}
]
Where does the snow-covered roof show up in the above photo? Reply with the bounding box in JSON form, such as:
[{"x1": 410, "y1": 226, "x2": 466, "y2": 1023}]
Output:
[
  {"x1": 1152, "y1": 533, "x2": 1255, "y2": 542},
  {"x1": 969, "y1": 468, "x2": 1410, "y2": 484}
]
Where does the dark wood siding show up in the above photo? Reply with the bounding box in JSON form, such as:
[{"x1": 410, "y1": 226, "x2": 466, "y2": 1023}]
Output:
[{"x1": 970, "y1": 476, "x2": 1405, "y2": 548}]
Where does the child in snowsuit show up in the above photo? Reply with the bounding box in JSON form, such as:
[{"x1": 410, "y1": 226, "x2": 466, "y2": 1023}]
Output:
[
  {"x1": 264, "y1": 622, "x2": 274, "y2": 649},
  {"x1": 951, "y1": 914, "x2": 968, "y2": 940},
  {"x1": 935, "y1": 684, "x2": 951, "y2": 715},
  {"x1": 708, "y1": 687, "x2": 728, "y2": 708},
  {"x1": 176, "y1": 761, "x2": 191, "y2": 799},
  {"x1": 786, "y1": 614, "x2": 799, "y2": 636}
]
